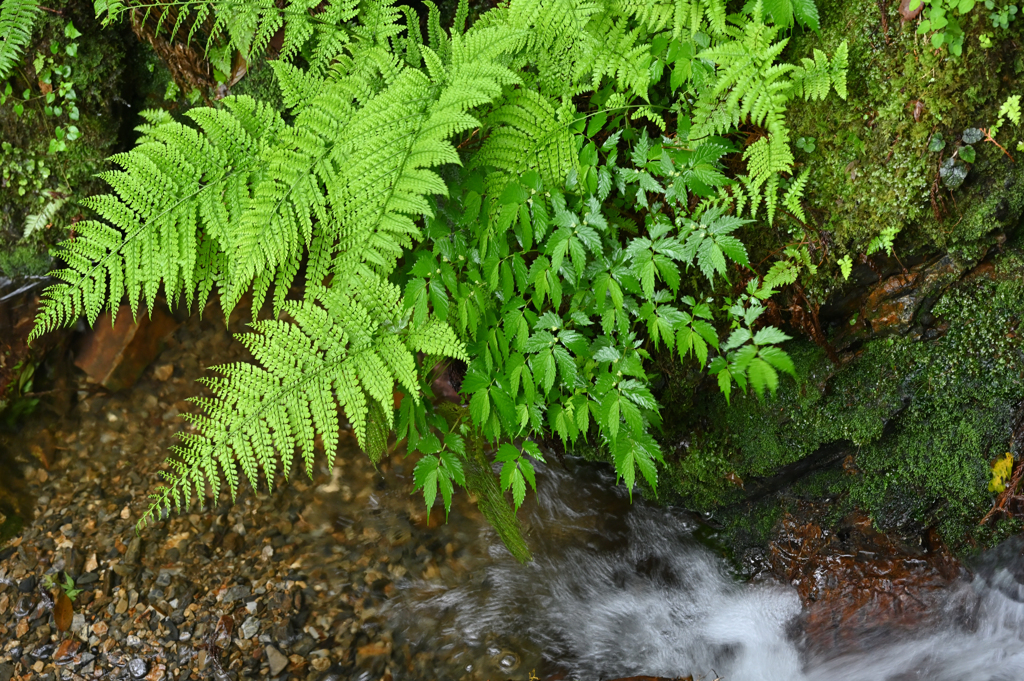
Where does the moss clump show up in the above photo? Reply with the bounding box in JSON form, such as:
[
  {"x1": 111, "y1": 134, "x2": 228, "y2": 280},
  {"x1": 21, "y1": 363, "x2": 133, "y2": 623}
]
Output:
[
  {"x1": 0, "y1": 0, "x2": 137, "y2": 259},
  {"x1": 668, "y1": 264, "x2": 1024, "y2": 550},
  {"x1": 782, "y1": 0, "x2": 1024, "y2": 264}
]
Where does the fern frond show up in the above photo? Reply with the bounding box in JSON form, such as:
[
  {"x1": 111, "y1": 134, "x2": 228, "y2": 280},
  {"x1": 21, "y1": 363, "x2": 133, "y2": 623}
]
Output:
[
  {"x1": 742, "y1": 134, "x2": 793, "y2": 222},
  {"x1": 790, "y1": 42, "x2": 848, "y2": 101},
  {"x1": 782, "y1": 168, "x2": 809, "y2": 222},
  {"x1": 574, "y1": 13, "x2": 651, "y2": 97},
  {"x1": 140, "y1": 275, "x2": 467, "y2": 527},
  {"x1": 0, "y1": 0, "x2": 39, "y2": 82},
  {"x1": 30, "y1": 100, "x2": 285, "y2": 340},
  {"x1": 473, "y1": 89, "x2": 580, "y2": 195}
]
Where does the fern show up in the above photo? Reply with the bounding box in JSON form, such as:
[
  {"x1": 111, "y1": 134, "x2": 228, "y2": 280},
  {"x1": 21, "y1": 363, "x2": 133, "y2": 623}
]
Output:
[
  {"x1": 31, "y1": 99, "x2": 285, "y2": 336},
  {"x1": 27, "y1": 0, "x2": 850, "y2": 555},
  {"x1": 473, "y1": 89, "x2": 580, "y2": 196},
  {"x1": 144, "y1": 275, "x2": 467, "y2": 523},
  {"x1": 688, "y1": 2, "x2": 847, "y2": 223},
  {"x1": 0, "y1": 0, "x2": 39, "y2": 82}
]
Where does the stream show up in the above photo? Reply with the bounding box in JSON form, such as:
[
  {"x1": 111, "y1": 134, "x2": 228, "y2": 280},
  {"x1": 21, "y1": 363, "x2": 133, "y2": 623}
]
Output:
[{"x1": 367, "y1": 457, "x2": 1024, "y2": 681}]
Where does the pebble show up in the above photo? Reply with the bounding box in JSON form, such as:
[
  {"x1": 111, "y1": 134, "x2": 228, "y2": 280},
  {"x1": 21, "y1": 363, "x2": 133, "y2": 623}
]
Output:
[
  {"x1": 222, "y1": 585, "x2": 250, "y2": 604},
  {"x1": 265, "y1": 645, "x2": 289, "y2": 676},
  {"x1": 240, "y1": 616, "x2": 260, "y2": 639},
  {"x1": 128, "y1": 657, "x2": 148, "y2": 679}
]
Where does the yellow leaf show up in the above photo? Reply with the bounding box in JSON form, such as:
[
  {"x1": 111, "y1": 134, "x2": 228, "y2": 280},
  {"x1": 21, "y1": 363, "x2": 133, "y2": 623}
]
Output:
[{"x1": 989, "y1": 452, "x2": 1014, "y2": 493}]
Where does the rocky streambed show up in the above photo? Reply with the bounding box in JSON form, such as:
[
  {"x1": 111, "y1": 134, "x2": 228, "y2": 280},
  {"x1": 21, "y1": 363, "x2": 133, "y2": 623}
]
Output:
[{"x1": 0, "y1": 306, "x2": 516, "y2": 681}]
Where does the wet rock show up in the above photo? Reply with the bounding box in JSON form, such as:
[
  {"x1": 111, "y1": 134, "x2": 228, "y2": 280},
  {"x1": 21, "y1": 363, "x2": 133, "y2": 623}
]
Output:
[
  {"x1": 128, "y1": 657, "x2": 148, "y2": 678},
  {"x1": 54, "y1": 638, "x2": 80, "y2": 663},
  {"x1": 767, "y1": 507, "x2": 960, "y2": 656},
  {"x1": 74, "y1": 305, "x2": 180, "y2": 392},
  {"x1": 222, "y1": 585, "x2": 250, "y2": 604},
  {"x1": 266, "y1": 645, "x2": 289, "y2": 676},
  {"x1": 0, "y1": 662, "x2": 13, "y2": 681},
  {"x1": 240, "y1": 616, "x2": 260, "y2": 639},
  {"x1": 17, "y1": 576, "x2": 35, "y2": 592},
  {"x1": 124, "y1": 536, "x2": 142, "y2": 566}
]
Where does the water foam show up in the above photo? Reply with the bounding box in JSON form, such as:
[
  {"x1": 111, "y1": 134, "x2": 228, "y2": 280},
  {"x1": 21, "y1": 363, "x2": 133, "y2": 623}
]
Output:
[{"x1": 395, "y1": 461, "x2": 1024, "y2": 681}]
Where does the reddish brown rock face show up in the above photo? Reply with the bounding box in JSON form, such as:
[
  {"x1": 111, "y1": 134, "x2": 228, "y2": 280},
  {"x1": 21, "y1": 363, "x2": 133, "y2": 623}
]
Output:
[
  {"x1": 767, "y1": 507, "x2": 961, "y2": 657},
  {"x1": 74, "y1": 305, "x2": 180, "y2": 392}
]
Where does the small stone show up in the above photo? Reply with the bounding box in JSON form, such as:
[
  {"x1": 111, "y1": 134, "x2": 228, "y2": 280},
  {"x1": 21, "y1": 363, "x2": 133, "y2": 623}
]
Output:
[
  {"x1": 128, "y1": 657, "x2": 148, "y2": 678},
  {"x1": 144, "y1": 663, "x2": 166, "y2": 681},
  {"x1": 83, "y1": 553, "x2": 99, "y2": 574},
  {"x1": 77, "y1": 572, "x2": 99, "y2": 585},
  {"x1": 311, "y1": 657, "x2": 331, "y2": 672},
  {"x1": 120, "y1": 507, "x2": 131, "y2": 521},
  {"x1": 17, "y1": 577, "x2": 35, "y2": 593},
  {"x1": 54, "y1": 638, "x2": 80, "y2": 663},
  {"x1": 115, "y1": 599, "x2": 128, "y2": 615},
  {"x1": 70, "y1": 613, "x2": 86, "y2": 633},
  {"x1": 265, "y1": 645, "x2": 289, "y2": 676},
  {"x1": 240, "y1": 616, "x2": 260, "y2": 639},
  {"x1": 0, "y1": 662, "x2": 14, "y2": 681},
  {"x1": 92, "y1": 621, "x2": 109, "y2": 637},
  {"x1": 222, "y1": 585, "x2": 251, "y2": 604},
  {"x1": 153, "y1": 364, "x2": 174, "y2": 381},
  {"x1": 124, "y1": 536, "x2": 142, "y2": 565}
]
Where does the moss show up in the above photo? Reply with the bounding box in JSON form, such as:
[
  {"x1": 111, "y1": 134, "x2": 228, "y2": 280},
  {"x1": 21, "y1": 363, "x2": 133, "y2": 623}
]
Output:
[
  {"x1": 667, "y1": 257, "x2": 1024, "y2": 551},
  {"x1": 0, "y1": 244, "x2": 51, "y2": 278},
  {"x1": 230, "y1": 56, "x2": 284, "y2": 112},
  {"x1": 0, "y1": 0, "x2": 138, "y2": 258},
  {"x1": 779, "y1": 0, "x2": 1024, "y2": 268}
]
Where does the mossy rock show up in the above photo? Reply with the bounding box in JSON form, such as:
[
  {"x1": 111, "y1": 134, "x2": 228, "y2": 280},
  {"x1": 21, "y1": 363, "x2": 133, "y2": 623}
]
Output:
[
  {"x1": 664, "y1": 246, "x2": 1024, "y2": 552},
  {"x1": 0, "y1": 0, "x2": 154, "y2": 275},
  {"x1": 782, "y1": 0, "x2": 1024, "y2": 268}
]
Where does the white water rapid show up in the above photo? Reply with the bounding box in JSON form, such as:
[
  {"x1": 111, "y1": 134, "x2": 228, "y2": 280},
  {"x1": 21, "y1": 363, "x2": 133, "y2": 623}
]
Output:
[{"x1": 391, "y1": 460, "x2": 1024, "y2": 681}]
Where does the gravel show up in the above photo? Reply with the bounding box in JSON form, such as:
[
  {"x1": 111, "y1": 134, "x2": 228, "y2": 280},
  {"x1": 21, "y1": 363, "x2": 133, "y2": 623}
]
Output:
[{"x1": 0, "y1": 305, "x2": 497, "y2": 681}]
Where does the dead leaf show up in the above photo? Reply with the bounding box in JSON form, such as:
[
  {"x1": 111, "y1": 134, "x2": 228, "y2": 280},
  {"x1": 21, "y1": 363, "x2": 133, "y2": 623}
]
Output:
[{"x1": 53, "y1": 589, "x2": 73, "y2": 634}]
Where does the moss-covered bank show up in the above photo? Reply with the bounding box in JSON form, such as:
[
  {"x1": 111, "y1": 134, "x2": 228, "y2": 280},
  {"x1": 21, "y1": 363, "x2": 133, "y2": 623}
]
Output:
[{"x1": 598, "y1": 0, "x2": 1024, "y2": 554}]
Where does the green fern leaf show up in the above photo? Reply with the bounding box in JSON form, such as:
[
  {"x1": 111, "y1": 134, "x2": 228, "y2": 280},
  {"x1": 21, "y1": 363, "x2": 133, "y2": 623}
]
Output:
[{"x1": 0, "y1": 0, "x2": 39, "y2": 82}]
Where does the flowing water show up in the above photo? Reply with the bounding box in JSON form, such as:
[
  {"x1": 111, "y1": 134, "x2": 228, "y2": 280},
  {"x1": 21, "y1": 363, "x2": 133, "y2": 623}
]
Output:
[{"x1": 375, "y1": 457, "x2": 1024, "y2": 681}]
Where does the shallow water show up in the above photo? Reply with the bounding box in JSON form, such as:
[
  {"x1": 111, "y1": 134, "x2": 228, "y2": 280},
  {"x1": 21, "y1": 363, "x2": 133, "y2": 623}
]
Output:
[{"x1": 370, "y1": 457, "x2": 1024, "y2": 681}]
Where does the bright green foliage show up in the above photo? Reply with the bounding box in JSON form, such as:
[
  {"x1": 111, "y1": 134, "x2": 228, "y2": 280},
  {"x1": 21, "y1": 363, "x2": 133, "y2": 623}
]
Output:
[
  {"x1": 0, "y1": 0, "x2": 39, "y2": 82},
  {"x1": 27, "y1": 0, "x2": 849, "y2": 555},
  {"x1": 689, "y1": 2, "x2": 847, "y2": 223},
  {"x1": 763, "y1": 244, "x2": 817, "y2": 288}
]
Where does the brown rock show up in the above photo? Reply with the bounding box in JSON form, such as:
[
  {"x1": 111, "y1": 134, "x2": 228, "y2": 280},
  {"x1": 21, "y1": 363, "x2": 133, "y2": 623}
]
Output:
[
  {"x1": 74, "y1": 305, "x2": 180, "y2": 392},
  {"x1": 152, "y1": 363, "x2": 174, "y2": 381},
  {"x1": 144, "y1": 663, "x2": 166, "y2": 681},
  {"x1": 355, "y1": 641, "x2": 390, "y2": 664},
  {"x1": 899, "y1": 0, "x2": 924, "y2": 22},
  {"x1": 91, "y1": 620, "x2": 109, "y2": 637},
  {"x1": 54, "y1": 638, "x2": 79, "y2": 663},
  {"x1": 311, "y1": 657, "x2": 331, "y2": 672},
  {"x1": 767, "y1": 505, "x2": 960, "y2": 656}
]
